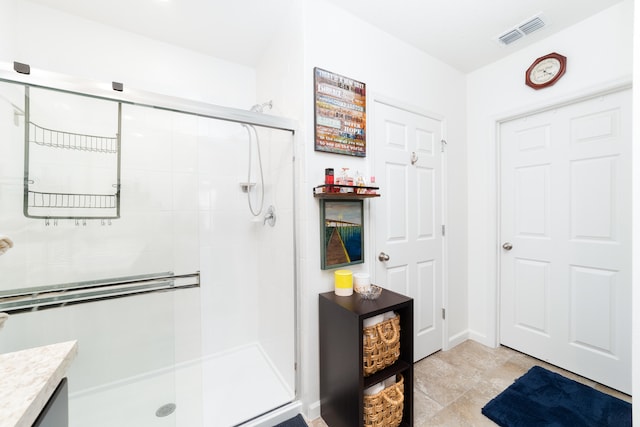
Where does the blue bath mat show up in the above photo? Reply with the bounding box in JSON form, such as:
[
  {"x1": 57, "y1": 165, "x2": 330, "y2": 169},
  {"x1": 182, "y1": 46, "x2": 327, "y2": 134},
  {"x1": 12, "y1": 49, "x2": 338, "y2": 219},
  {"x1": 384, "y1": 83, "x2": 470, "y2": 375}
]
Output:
[
  {"x1": 482, "y1": 366, "x2": 632, "y2": 426},
  {"x1": 272, "y1": 413, "x2": 308, "y2": 427}
]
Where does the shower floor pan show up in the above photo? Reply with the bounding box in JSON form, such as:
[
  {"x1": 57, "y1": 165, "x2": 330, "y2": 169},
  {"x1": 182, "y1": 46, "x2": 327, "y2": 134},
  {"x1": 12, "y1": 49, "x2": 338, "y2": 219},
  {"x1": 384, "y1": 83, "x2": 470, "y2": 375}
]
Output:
[{"x1": 69, "y1": 343, "x2": 294, "y2": 427}]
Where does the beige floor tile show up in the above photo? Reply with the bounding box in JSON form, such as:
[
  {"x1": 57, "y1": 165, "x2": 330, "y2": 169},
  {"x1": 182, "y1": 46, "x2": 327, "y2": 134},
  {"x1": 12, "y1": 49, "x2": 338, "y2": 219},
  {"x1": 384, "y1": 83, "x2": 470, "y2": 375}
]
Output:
[
  {"x1": 417, "y1": 394, "x2": 497, "y2": 427},
  {"x1": 414, "y1": 350, "x2": 485, "y2": 406},
  {"x1": 434, "y1": 340, "x2": 510, "y2": 372},
  {"x1": 476, "y1": 359, "x2": 531, "y2": 398},
  {"x1": 435, "y1": 390, "x2": 499, "y2": 427},
  {"x1": 412, "y1": 388, "x2": 444, "y2": 424},
  {"x1": 311, "y1": 340, "x2": 631, "y2": 427},
  {"x1": 307, "y1": 417, "x2": 329, "y2": 427},
  {"x1": 593, "y1": 384, "x2": 632, "y2": 403}
]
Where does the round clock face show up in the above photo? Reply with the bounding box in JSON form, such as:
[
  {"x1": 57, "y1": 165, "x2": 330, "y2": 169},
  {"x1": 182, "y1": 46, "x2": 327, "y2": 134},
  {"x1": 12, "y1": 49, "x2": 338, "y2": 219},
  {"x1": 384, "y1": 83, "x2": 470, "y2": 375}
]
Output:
[
  {"x1": 525, "y1": 52, "x2": 567, "y2": 89},
  {"x1": 529, "y1": 58, "x2": 562, "y2": 85}
]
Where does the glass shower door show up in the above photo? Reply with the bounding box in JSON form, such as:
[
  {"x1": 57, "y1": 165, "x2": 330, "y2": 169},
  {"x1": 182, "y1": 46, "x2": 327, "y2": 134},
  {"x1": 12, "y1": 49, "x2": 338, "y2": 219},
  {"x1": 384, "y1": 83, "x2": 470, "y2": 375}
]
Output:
[
  {"x1": 193, "y1": 115, "x2": 296, "y2": 426},
  {"x1": 0, "y1": 77, "x2": 297, "y2": 426}
]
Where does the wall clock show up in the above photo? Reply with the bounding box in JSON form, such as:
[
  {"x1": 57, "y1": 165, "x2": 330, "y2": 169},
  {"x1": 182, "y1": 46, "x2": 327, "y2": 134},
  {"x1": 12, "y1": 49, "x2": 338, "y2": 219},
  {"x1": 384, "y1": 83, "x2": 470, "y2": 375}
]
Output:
[{"x1": 525, "y1": 52, "x2": 567, "y2": 90}]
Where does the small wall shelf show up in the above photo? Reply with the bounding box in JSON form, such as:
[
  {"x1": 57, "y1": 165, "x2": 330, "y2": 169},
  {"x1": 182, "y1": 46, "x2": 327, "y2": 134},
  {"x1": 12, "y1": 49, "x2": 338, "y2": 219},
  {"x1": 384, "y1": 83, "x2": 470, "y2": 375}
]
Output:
[{"x1": 313, "y1": 184, "x2": 380, "y2": 199}]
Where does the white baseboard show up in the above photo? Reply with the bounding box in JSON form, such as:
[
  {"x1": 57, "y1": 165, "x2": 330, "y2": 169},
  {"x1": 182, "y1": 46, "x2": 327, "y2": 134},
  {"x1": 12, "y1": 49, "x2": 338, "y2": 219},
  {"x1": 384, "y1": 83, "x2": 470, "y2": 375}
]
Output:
[
  {"x1": 306, "y1": 400, "x2": 322, "y2": 422},
  {"x1": 446, "y1": 329, "x2": 469, "y2": 349},
  {"x1": 467, "y1": 330, "x2": 498, "y2": 348}
]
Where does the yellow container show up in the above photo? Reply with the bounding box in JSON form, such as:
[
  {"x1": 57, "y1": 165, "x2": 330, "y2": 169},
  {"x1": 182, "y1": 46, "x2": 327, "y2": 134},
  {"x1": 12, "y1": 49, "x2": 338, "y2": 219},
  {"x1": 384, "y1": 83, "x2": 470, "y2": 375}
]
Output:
[{"x1": 334, "y1": 269, "x2": 353, "y2": 296}]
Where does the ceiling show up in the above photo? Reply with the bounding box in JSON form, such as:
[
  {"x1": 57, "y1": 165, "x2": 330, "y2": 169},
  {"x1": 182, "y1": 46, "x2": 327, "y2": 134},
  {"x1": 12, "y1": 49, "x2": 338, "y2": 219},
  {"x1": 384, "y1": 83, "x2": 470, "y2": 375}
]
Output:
[{"x1": 27, "y1": 0, "x2": 624, "y2": 73}]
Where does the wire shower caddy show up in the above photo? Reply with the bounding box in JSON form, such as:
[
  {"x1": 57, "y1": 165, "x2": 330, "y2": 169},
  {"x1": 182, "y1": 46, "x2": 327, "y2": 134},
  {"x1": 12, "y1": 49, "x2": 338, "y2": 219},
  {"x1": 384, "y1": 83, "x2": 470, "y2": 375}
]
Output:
[{"x1": 23, "y1": 86, "x2": 122, "y2": 220}]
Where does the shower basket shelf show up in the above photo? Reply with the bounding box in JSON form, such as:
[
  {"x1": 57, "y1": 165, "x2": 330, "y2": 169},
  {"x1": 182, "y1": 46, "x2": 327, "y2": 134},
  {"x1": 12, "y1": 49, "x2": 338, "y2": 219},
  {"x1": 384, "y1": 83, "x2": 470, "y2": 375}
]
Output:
[
  {"x1": 27, "y1": 190, "x2": 117, "y2": 209},
  {"x1": 28, "y1": 121, "x2": 118, "y2": 153},
  {"x1": 23, "y1": 87, "x2": 122, "y2": 220}
]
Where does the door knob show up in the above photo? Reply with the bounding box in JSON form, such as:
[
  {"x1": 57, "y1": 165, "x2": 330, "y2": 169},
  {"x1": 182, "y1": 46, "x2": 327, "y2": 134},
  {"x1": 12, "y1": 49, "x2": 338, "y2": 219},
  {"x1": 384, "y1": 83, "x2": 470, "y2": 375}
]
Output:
[
  {"x1": 378, "y1": 252, "x2": 390, "y2": 262},
  {"x1": 502, "y1": 242, "x2": 513, "y2": 251},
  {"x1": 410, "y1": 152, "x2": 418, "y2": 165}
]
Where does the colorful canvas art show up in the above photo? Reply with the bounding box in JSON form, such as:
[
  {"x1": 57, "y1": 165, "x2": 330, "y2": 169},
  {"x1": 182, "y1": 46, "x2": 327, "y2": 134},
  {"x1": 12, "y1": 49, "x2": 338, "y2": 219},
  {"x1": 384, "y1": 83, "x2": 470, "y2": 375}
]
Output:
[{"x1": 314, "y1": 67, "x2": 366, "y2": 157}]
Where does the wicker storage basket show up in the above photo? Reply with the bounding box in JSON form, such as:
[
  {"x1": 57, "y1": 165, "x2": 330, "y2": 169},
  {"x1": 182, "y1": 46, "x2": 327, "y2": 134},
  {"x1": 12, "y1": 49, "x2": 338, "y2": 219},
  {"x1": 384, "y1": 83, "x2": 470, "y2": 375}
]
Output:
[
  {"x1": 363, "y1": 315, "x2": 401, "y2": 376},
  {"x1": 363, "y1": 375, "x2": 404, "y2": 427}
]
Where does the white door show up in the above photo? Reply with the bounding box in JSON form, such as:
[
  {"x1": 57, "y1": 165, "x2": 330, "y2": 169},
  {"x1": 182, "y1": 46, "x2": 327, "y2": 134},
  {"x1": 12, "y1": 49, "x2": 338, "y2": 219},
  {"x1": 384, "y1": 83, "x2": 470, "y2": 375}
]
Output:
[
  {"x1": 499, "y1": 89, "x2": 631, "y2": 393},
  {"x1": 373, "y1": 101, "x2": 444, "y2": 361}
]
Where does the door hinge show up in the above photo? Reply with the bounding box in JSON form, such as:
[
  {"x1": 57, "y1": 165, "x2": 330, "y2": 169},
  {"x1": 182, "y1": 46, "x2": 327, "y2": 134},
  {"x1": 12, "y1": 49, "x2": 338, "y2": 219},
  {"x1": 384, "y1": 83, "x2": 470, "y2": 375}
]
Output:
[
  {"x1": 441, "y1": 139, "x2": 447, "y2": 152},
  {"x1": 442, "y1": 224, "x2": 446, "y2": 236},
  {"x1": 442, "y1": 308, "x2": 446, "y2": 320}
]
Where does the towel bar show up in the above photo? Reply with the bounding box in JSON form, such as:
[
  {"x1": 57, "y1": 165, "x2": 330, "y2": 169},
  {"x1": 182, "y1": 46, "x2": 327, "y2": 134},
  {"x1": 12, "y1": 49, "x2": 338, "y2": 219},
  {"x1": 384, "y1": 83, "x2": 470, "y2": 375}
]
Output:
[{"x1": 0, "y1": 271, "x2": 199, "y2": 314}]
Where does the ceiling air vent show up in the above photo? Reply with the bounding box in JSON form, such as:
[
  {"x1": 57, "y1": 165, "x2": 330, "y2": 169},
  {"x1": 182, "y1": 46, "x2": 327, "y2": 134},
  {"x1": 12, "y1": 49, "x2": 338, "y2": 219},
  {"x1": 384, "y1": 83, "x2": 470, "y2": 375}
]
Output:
[
  {"x1": 498, "y1": 29, "x2": 523, "y2": 45},
  {"x1": 496, "y1": 13, "x2": 547, "y2": 46},
  {"x1": 519, "y1": 17, "x2": 545, "y2": 35}
]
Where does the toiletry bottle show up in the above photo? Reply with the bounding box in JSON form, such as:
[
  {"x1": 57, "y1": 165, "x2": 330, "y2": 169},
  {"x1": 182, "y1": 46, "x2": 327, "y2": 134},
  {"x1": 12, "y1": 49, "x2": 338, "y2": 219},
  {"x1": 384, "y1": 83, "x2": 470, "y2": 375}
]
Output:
[{"x1": 325, "y1": 168, "x2": 334, "y2": 185}]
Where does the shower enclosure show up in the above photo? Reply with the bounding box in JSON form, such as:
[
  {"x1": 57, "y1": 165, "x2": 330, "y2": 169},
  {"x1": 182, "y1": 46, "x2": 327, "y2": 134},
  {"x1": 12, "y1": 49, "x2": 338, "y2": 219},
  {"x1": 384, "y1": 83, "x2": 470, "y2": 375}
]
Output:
[{"x1": 0, "y1": 68, "x2": 298, "y2": 426}]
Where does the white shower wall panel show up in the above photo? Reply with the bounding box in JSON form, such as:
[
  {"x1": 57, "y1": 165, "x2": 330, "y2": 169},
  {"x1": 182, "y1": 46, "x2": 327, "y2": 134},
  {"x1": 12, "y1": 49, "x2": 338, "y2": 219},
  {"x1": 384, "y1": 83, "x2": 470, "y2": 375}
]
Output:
[
  {"x1": 197, "y1": 123, "x2": 261, "y2": 356},
  {"x1": 172, "y1": 210, "x2": 200, "y2": 277},
  {"x1": 255, "y1": 129, "x2": 296, "y2": 391},
  {"x1": 120, "y1": 104, "x2": 201, "y2": 278},
  {"x1": 27, "y1": 221, "x2": 171, "y2": 284},
  {"x1": 172, "y1": 173, "x2": 199, "y2": 210},
  {"x1": 172, "y1": 288, "x2": 203, "y2": 365},
  {"x1": 120, "y1": 170, "x2": 173, "y2": 213},
  {"x1": 198, "y1": 245, "x2": 256, "y2": 355},
  {"x1": 0, "y1": 292, "x2": 178, "y2": 392}
]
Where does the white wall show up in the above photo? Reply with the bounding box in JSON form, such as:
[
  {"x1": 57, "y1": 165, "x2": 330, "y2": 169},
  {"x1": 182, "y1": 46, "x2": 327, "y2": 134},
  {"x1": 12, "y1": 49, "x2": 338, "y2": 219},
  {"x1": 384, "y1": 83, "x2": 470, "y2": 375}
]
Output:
[
  {"x1": 0, "y1": 0, "x2": 15, "y2": 59},
  {"x1": 298, "y1": 0, "x2": 467, "y2": 418},
  {"x1": 466, "y1": 0, "x2": 634, "y2": 347},
  {"x1": 2, "y1": 0, "x2": 256, "y2": 109},
  {"x1": 256, "y1": 2, "x2": 305, "y2": 122}
]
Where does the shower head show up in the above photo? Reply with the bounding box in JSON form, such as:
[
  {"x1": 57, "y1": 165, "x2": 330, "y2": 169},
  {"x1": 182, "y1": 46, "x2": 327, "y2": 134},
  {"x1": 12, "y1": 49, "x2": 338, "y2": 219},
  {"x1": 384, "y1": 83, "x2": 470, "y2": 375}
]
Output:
[{"x1": 249, "y1": 100, "x2": 273, "y2": 113}]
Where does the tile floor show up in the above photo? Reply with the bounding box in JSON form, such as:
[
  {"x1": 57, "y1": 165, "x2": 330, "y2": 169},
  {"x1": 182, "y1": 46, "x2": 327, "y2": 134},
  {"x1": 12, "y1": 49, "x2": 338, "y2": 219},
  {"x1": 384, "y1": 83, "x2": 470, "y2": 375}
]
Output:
[{"x1": 308, "y1": 340, "x2": 631, "y2": 427}]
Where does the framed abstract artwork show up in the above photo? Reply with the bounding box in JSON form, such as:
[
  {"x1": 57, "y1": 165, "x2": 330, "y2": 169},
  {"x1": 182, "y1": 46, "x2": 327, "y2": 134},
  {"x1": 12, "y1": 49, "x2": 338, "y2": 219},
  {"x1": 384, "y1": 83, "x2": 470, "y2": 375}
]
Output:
[{"x1": 320, "y1": 199, "x2": 364, "y2": 269}]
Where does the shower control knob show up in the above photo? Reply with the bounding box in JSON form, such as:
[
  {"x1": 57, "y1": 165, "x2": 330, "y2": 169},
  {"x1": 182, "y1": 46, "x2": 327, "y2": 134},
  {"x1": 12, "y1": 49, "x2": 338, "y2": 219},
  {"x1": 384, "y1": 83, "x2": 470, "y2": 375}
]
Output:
[
  {"x1": 378, "y1": 252, "x2": 390, "y2": 262},
  {"x1": 263, "y1": 205, "x2": 276, "y2": 227}
]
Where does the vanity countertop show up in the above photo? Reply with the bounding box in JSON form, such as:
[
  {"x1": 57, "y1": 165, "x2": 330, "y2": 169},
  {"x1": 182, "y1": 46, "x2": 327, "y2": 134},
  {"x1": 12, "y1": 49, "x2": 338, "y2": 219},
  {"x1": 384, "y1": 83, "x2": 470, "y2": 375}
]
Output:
[{"x1": 0, "y1": 341, "x2": 78, "y2": 427}]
